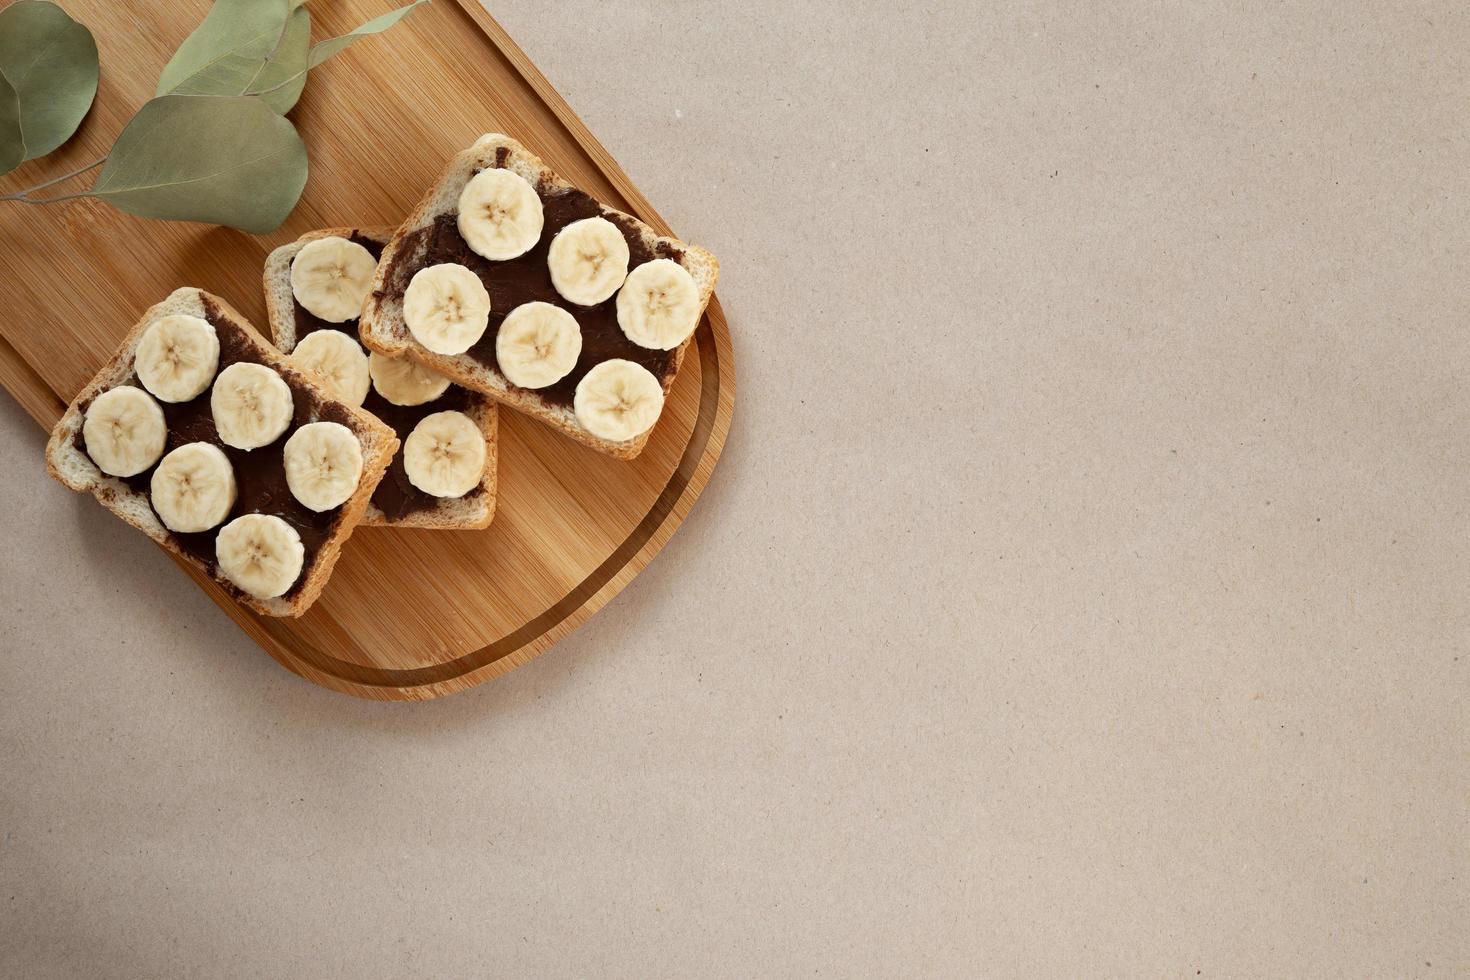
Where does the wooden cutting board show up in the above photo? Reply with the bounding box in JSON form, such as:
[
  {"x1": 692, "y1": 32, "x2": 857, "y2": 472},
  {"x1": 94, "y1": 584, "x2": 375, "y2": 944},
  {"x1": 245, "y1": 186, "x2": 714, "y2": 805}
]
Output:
[{"x1": 0, "y1": 0, "x2": 735, "y2": 700}]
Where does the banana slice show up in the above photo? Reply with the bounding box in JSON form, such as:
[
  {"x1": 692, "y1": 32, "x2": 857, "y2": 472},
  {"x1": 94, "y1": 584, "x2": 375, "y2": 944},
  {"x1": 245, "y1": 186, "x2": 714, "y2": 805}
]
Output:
[
  {"x1": 368, "y1": 350, "x2": 450, "y2": 406},
  {"x1": 216, "y1": 514, "x2": 304, "y2": 599},
  {"x1": 403, "y1": 263, "x2": 491, "y2": 355},
  {"x1": 211, "y1": 362, "x2": 294, "y2": 450},
  {"x1": 283, "y1": 421, "x2": 363, "y2": 512},
  {"x1": 150, "y1": 442, "x2": 236, "y2": 533},
  {"x1": 83, "y1": 385, "x2": 167, "y2": 477},
  {"x1": 495, "y1": 301, "x2": 582, "y2": 389},
  {"x1": 547, "y1": 216, "x2": 630, "y2": 306},
  {"x1": 403, "y1": 411, "x2": 485, "y2": 498},
  {"x1": 457, "y1": 167, "x2": 543, "y2": 260},
  {"x1": 289, "y1": 235, "x2": 378, "y2": 322},
  {"x1": 290, "y1": 330, "x2": 369, "y2": 407},
  {"x1": 573, "y1": 358, "x2": 664, "y2": 443},
  {"x1": 134, "y1": 314, "x2": 220, "y2": 403},
  {"x1": 616, "y1": 258, "x2": 700, "y2": 351}
]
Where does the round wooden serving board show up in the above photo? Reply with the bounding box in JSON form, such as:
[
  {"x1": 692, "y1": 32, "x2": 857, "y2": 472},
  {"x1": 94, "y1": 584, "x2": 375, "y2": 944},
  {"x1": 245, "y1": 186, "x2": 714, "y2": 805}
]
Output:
[{"x1": 0, "y1": 0, "x2": 735, "y2": 699}]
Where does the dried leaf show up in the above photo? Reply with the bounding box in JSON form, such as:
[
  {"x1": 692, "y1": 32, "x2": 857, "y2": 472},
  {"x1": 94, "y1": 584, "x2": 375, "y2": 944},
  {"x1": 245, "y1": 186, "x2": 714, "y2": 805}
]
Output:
[
  {"x1": 91, "y1": 95, "x2": 307, "y2": 234},
  {"x1": 156, "y1": 0, "x2": 308, "y2": 114},
  {"x1": 249, "y1": 1, "x2": 429, "y2": 100},
  {"x1": 0, "y1": 0, "x2": 99, "y2": 169},
  {"x1": 0, "y1": 72, "x2": 22, "y2": 175},
  {"x1": 306, "y1": 0, "x2": 428, "y2": 70},
  {"x1": 243, "y1": 6, "x2": 310, "y2": 113}
]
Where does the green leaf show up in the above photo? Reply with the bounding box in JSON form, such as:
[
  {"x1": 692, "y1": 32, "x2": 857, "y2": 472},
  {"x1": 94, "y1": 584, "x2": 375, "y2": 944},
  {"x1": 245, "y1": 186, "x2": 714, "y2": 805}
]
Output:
[
  {"x1": 0, "y1": 72, "x2": 22, "y2": 175},
  {"x1": 242, "y1": 5, "x2": 310, "y2": 113},
  {"x1": 0, "y1": 0, "x2": 99, "y2": 166},
  {"x1": 91, "y1": 95, "x2": 307, "y2": 234},
  {"x1": 156, "y1": 0, "x2": 308, "y2": 114},
  {"x1": 306, "y1": 0, "x2": 427, "y2": 70}
]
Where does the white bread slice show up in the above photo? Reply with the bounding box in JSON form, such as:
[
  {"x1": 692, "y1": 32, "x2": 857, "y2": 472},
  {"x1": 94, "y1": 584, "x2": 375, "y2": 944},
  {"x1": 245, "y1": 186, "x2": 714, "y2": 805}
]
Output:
[
  {"x1": 263, "y1": 227, "x2": 497, "y2": 530},
  {"x1": 262, "y1": 224, "x2": 396, "y2": 354},
  {"x1": 44, "y1": 287, "x2": 399, "y2": 618},
  {"x1": 359, "y1": 133, "x2": 719, "y2": 460}
]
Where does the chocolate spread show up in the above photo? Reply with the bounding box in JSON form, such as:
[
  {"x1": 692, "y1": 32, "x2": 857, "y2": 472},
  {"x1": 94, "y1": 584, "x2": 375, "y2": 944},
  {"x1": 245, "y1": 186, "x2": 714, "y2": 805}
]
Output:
[
  {"x1": 360, "y1": 385, "x2": 482, "y2": 520},
  {"x1": 376, "y1": 164, "x2": 685, "y2": 409},
  {"x1": 75, "y1": 299, "x2": 355, "y2": 598}
]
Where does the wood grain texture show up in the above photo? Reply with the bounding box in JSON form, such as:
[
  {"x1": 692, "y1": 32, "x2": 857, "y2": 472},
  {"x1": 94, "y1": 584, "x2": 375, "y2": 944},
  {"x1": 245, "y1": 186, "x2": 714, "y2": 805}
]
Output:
[{"x1": 0, "y1": 0, "x2": 735, "y2": 700}]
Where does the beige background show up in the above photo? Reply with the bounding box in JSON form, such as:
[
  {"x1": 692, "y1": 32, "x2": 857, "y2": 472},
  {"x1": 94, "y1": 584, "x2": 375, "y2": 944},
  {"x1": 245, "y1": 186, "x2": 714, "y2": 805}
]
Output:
[{"x1": 2, "y1": 0, "x2": 1467, "y2": 976}]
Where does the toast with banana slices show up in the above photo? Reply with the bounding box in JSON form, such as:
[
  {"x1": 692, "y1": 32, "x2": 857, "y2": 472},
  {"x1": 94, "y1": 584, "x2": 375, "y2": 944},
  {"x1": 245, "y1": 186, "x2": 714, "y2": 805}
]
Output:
[
  {"x1": 359, "y1": 132, "x2": 720, "y2": 460},
  {"x1": 44, "y1": 287, "x2": 398, "y2": 618},
  {"x1": 263, "y1": 226, "x2": 497, "y2": 530}
]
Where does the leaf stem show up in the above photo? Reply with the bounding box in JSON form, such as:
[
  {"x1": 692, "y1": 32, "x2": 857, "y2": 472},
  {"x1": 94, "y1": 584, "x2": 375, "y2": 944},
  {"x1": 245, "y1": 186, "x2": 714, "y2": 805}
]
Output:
[
  {"x1": 1, "y1": 190, "x2": 93, "y2": 205},
  {"x1": 0, "y1": 154, "x2": 107, "y2": 202}
]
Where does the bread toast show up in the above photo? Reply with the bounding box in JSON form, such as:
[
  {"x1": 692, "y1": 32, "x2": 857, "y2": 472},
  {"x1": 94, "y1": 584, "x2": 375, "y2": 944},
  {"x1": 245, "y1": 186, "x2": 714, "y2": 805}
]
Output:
[
  {"x1": 359, "y1": 133, "x2": 719, "y2": 460},
  {"x1": 44, "y1": 287, "x2": 398, "y2": 617}
]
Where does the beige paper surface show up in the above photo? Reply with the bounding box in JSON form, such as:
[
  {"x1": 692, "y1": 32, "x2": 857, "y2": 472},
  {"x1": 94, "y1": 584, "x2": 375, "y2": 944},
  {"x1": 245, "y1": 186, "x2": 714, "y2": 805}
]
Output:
[{"x1": 1, "y1": 1, "x2": 1465, "y2": 976}]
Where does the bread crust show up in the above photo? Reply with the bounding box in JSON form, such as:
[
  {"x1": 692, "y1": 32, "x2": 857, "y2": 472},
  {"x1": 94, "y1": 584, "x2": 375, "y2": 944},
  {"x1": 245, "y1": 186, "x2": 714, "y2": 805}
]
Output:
[
  {"x1": 263, "y1": 228, "x2": 498, "y2": 530},
  {"x1": 359, "y1": 133, "x2": 720, "y2": 461},
  {"x1": 44, "y1": 287, "x2": 399, "y2": 618}
]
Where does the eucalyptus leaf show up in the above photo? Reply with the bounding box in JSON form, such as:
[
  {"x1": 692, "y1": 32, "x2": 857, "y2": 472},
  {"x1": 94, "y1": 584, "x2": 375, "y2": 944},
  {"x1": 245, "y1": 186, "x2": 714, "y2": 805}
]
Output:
[
  {"x1": 156, "y1": 0, "x2": 308, "y2": 114},
  {"x1": 306, "y1": 0, "x2": 428, "y2": 70},
  {"x1": 0, "y1": 73, "x2": 22, "y2": 176},
  {"x1": 242, "y1": 6, "x2": 310, "y2": 113},
  {"x1": 0, "y1": 0, "x2": 99, "y2": 166},
  {"x1": 91, "y1": 95, "x2": 307, "y2": 234}
]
